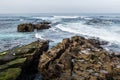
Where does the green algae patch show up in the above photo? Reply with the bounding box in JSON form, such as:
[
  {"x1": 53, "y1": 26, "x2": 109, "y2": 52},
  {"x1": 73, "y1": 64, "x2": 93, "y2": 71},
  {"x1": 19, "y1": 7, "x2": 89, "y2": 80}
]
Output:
[
  {"x1": 12, "y1": 41, "x2": 38, "y2": 56},
  {"x1": 0, "y1": 41, "x2": 38, "y2": 65},
  {"x1": 0, "y1": 58, "x2": 26, "y2": 80},
  {"x1": 0, "y1": 68, "x2": 21, "y2": 80},
  {"x1": 0, "y1": 58, "x2": 26, "y2": 70},
  {"x1": 0, "y1": 41, "x2": 38, "y2": 57},
  {"x1": 0, "y1": 41, "x2": 47, "y2": 80},
  {"x1": 0, "y1": 50, "x2": 9, "y2": 56}
]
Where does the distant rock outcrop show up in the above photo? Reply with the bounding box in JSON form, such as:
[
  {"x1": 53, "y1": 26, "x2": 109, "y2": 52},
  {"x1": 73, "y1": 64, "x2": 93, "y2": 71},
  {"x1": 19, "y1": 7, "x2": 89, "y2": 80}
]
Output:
[
  {"x1": 17, "y1": 21, "x2": 51, "y2": 32},
  {"x1": 18, "y1": 23, "x2": 35, "y2": 32}
]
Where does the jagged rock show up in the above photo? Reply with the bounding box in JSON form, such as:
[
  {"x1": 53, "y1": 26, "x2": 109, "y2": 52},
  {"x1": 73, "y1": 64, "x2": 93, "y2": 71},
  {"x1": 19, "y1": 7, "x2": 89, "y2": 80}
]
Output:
[
  {"x1": 0, "y1": 41, "x2": 49, "y2": 80},
  {"x1": 16, "y1": 41, "x2": 49, "y2": 80},
  {"x1": 35, "y1": 23, "x2": 51, "y2": 30},
  {"x1": 18, "y1": 23, "x2": 35, "y2": 32},
  {"x1": 38, "y1": 36, "x2": 120, "y2": 80},
  {"x1": 89, "y1": 38, "x2": 108, "y2": 48},
  {"x1": 17, "y1": 21, "x2": 51, "y2": 32},
  {"x1": 0, "y1": 36, "x2": 120, "y2": 80}
]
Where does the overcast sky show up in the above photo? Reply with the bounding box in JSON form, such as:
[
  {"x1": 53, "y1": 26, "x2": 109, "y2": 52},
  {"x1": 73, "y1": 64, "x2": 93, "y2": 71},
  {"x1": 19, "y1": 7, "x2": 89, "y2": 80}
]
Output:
[{"x1": 0, "y1": 0, "x2": 120, "y2": 13}]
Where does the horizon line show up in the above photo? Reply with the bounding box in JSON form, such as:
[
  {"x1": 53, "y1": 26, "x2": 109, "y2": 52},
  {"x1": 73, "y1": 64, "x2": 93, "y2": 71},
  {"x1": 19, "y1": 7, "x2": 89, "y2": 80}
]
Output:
[{"x1": 0, "y1": 12, "x2": 120, "y2": 15}]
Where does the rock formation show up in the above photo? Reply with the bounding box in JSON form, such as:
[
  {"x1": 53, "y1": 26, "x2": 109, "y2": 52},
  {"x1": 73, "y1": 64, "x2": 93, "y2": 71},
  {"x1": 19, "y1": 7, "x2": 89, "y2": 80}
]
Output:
[
  {"x1": 0, "y1": 41, "x2": 49, "y2": 80},
  {"x1": 18, "y1": 23, "x2": 35, "y2": 32},
  {"x1": 38, "y1": 36, "x2": 120, "y2": 80},
  {"x1": 17, "y1": 21, "x2": 51, "y2": 32},
  {"x1": 0, "y1": 36, "x2": 120, "y2": 80}
]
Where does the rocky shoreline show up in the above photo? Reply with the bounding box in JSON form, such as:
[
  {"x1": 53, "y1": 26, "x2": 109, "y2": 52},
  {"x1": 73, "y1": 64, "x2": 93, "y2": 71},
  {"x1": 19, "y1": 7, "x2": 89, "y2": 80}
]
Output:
[{"x1": 0, "y1": 36, "x2": 120, "y2": 80}]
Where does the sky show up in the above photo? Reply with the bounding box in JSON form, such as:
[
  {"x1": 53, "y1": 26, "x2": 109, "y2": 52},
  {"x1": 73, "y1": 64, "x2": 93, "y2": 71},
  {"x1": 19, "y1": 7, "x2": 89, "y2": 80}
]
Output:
[{"x1": 0, "y1": 0, "x2": 120, "y2": 14}]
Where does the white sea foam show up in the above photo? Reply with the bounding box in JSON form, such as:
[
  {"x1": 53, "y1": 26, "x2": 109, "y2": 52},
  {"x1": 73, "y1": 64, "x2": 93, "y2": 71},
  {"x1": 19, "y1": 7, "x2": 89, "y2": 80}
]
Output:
[
  {"x1": 55, "y1": 21, "x2": 120, "y2": 53},
  {"x1": 19, "y1": 19, "x2": 24, "y2": 21},
  {"x1": 33, "y1": 16, "x2": 62, "y2": 24},
  {"x1": 56, "y1": 23, "x2": 120, "y2": 44},
  {"x1": 33, "y1": 17, "x2": 51, "y2": 20},
  {"x1": 35, "y1": 33, "x2": 46, "y2": 40},
  {"x1": 53, "y1": 16, "x2": 80, "y2": 19}
]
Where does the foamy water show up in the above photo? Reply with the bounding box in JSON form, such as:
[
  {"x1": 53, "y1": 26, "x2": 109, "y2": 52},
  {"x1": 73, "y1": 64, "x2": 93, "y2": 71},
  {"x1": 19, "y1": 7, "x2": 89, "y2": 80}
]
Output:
[
  {"x1": 56, "y1": 23, "x2": 120, "y2": 43},
  {"x1": 0, "y1": 14, "x2": 120, "y2": 53}
]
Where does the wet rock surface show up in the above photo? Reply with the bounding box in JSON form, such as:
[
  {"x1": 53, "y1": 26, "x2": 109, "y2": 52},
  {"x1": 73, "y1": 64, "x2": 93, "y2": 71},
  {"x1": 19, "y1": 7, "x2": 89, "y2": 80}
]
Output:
[
  {"x1": 17, "y1": 21, "x2": 51, "y2": 32},
  {"x1": 18, "y1": 23, "x2": 35, "y2": 32},
  {"x1": 38, "y1": 36, "x2": 120, "y2": 80},
  {"x1": 0, "y1": 41, "x2": 49, "y2": 80},
  {"x1": 0, "y1": 36, "x2": 120, "y2": 80}
]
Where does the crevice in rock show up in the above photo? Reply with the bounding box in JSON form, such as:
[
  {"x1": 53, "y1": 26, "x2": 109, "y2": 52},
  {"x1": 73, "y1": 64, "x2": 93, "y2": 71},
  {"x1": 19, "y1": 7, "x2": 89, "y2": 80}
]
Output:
[{"x1": 16, "y1": 41, "x2": 49, "y2": 80}]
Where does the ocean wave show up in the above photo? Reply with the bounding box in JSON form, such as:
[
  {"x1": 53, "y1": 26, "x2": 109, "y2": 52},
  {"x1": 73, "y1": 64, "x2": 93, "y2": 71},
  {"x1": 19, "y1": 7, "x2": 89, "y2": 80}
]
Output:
[
  {"x1": 53, "y1": 16, "x2": 80, "y2": 19},
  {"x1": 84, "y1": 17, "x2": 120, "y2": 26},
  {"x1": 32, "y1": 16, "x2": 62, "y2": 25},
  {"x1": 56, "y1": 23, "x2": 120, "y2": 53},
  {"x1": 55, "y1": 23, "x2": 120, "y2": 43},
  {"x1": 32, "y1": 16, "x2": 51, "y2": 20},
  {"x1": 0, "y1": 18, "x2": 20, "y2": 21}
]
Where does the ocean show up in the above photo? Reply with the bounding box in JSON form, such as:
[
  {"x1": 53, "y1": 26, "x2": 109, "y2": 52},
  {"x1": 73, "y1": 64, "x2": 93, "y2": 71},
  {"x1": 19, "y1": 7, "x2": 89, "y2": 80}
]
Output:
[{"x1": 0, "y1": 13, "x2": 120, "y2": 54}]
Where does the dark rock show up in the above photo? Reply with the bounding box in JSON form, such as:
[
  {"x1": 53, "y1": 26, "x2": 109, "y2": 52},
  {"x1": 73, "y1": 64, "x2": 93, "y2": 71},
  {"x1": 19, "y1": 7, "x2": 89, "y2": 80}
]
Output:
[
  {"x1": 0, "y1": 41, "x2": 49, "y2": 80},
  {"x1": 17, "y1": 21, "x2": 51, "y2": 32},
  {"x1": 89, "y1": 38, "x2": 108, "y2": 46},
  {"x1": 35, "y1": 23, "x2": 51, "y2": 30},
  {"x1": 16, "y1": 41, "x2": 49, "y2": 80},
  {"x1": 39, "y1": 21, "x2": 51, "y2": 24},
  {"x1": 18, "y1": 23, "x2": 35, "y2": 32},
  {"x1": 0, "y1": 54, "x2": 16, "y2": 65}
]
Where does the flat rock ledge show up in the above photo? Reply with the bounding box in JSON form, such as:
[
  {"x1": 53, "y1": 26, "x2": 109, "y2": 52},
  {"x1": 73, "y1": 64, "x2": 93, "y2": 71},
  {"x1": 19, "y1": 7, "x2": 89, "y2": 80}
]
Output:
[{"x1": 18, "y1": 21, "x2": 51, "y2": 32}]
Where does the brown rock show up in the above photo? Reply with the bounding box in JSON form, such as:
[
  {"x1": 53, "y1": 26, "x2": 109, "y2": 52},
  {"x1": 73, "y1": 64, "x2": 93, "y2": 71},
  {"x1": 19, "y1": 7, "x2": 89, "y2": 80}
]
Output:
[
  {"x1": 38, "y1": 36, "x2": 120, "y2": 80},
  {"x1": 16, "y1": 41, "x2": 49, "y2": 80},
  {"x1": 17, "y1": 21, "x2": 51, "y2": 32},
  {"x1": 35, "y1": 23, "x2": 51, "y2": 30},
  {"x1": 18, "y1": 23, "x2": 35, "y2": 32}
]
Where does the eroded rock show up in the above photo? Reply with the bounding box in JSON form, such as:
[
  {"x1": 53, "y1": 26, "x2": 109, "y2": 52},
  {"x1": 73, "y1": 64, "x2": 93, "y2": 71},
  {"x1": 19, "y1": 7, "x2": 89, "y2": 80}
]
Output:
[
  {"x1": 0, "y1": 36, "x2": 119, "y2": 80},
  {"x1": 0, "y1": 41, "x2": 49, "y2": 80},
  {"x1": 38, "y1": 36, "x2": 120, "y2": 80},
  {"x1": 17, "y1": 21, "x2": 51, "y2": 32},
  {"x1": 18, "y1": 23, "x2": 35, "y2": 32}
]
